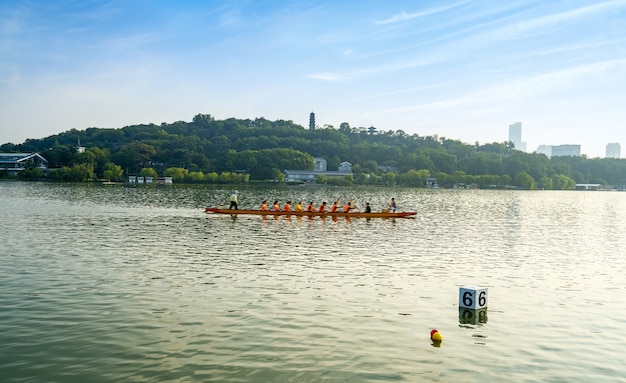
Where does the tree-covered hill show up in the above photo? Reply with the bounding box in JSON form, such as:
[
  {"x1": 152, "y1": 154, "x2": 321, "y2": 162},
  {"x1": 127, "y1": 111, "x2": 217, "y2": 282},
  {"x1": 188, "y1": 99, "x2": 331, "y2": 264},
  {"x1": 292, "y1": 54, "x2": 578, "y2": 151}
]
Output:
[{"x1": 2, "y1": 113, "x2": 625, "y2": 188}]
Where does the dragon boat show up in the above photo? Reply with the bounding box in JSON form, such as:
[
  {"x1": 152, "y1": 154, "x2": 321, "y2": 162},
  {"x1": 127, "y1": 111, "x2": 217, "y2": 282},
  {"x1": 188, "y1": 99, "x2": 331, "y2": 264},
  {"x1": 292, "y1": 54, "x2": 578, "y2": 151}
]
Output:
[{"x1": 205, "y1": 207, "x2": 417, "y2": 218}]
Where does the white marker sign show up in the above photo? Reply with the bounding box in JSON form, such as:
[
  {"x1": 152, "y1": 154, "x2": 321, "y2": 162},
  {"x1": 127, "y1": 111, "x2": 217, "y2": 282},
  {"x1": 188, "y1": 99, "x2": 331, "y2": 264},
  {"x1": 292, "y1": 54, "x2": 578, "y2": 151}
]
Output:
[{"x1": 459, "y1": 286, "x2": 488, "y2": 309}]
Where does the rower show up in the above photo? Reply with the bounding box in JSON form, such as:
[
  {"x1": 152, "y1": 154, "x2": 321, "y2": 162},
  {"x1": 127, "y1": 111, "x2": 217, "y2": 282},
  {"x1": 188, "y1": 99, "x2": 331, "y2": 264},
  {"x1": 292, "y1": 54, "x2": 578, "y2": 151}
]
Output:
[
  {"x1": 283, "y1": 201, "x2": 292, "y2": 211},
  {"x1": 272, "y1": 201, "x2": 281, "y2": 211},
  {"x1": 306, "y1": 202, "x2": 315, "y2": 212},
  {"x1": 365, "y1": 202, "x2": 372, "y2": 213},
  {"x1": 343, "y1": 201, "x2": 353, "y2": 212},
  {"x1": 260, "y1": 200, "x2": 268, "y2": 211},
  {"x1": 318, "y1": 202, "x2": 327, "y2": 212},
  {"x1": 295, "y1": 201, "x2": 303, "y2": 212}
]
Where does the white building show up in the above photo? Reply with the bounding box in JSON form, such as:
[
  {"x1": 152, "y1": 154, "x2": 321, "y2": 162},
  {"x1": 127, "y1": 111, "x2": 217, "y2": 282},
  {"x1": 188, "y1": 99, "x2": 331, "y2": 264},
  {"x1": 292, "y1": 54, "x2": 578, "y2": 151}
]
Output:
[
  {"x1": 314, "y1": 157, "x2": 327, "y2": 171},
  {"x1": 606, "y1": 143, "x2": 621, "y2": 159},
  {"x1": 508, "y1": 122, "x2": 526, "y2": 151},
  {"x1": 536, "y1": 145, "x2": 552, "y2": 157},
  {"x1": 551, "y1": 145, "x2": 581, "y2": 157},
  {"x1": 284, "y1": 158, "x2": 352, "y2": 183}
]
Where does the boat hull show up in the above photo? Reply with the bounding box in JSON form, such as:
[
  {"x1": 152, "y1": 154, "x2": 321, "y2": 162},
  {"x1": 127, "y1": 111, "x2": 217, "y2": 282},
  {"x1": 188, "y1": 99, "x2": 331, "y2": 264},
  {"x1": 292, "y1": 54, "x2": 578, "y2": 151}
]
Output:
[{"x1": 205, "y1": 207, "x2": 416, "y2": 218}]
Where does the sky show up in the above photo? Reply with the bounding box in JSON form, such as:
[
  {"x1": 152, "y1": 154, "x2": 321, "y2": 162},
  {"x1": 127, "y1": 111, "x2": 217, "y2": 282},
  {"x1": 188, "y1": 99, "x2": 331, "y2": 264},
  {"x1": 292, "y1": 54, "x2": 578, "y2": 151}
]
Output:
[{"x1": 1, "y1": 0, "x2": 626, "y2": 158}]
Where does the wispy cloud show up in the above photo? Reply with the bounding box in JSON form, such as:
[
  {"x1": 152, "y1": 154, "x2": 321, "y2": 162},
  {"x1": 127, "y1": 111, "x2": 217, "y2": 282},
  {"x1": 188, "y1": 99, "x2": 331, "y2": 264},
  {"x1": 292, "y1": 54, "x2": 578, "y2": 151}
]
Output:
[
  {"x1": 374, "y1": 58, "x2": 626, "y2": 115},
  {"x1": 308, "y1": 72, "x2": 343, "y2": 81},
  {"x1": 307, "y1": 55, "x2": 440, "y2": 82},
  {"x1": 374, "y1": 1, "x2": 470, "y2": 25},
  {"x1": 494, "y1": 0, "x2": 626, "y2": 40}
]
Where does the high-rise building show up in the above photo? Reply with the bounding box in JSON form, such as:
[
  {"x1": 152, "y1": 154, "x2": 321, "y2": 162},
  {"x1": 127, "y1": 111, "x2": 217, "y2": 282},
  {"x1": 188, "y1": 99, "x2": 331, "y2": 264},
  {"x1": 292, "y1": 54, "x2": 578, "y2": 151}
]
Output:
[
  {"x1": 536, "y1": 145, "x2": 552, "y2": 157},
  {"x1": 309, "y1": 112, "x2": 316, "y2": 130},
  {"x1": 606, "y1": 143, "x2": 621, "y2": 158},
  {"x1": 508, "y1": 122, "x2": 526, "y2": 151},
  {"x1": 551, "y1": 145, "x2": 581, "y2": 157}
]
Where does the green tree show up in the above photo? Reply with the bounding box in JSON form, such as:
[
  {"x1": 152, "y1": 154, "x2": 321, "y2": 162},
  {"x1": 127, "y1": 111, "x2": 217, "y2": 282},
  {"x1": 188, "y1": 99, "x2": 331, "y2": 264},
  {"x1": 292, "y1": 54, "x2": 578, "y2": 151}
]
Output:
[
  {"x1": 381, "y1": 172, "x2": 396, "y2": 186},
  {"x1": 113, "y1": 142, "x2": 157, "y2": 173},
  {"x1": 41, "y1": 145, "x2": 77, "y2": 167},
  {"x1": 204, "y1": 172, "x2": 219, "y2": 183},
  {"x1": 21, "y1": 167, "x2": 44, "y2": 178},
  {"x1": 164, "y1": 167, "x2": 189, "y2": 182},
  {"x1": 537, "y1": 176, "x2": 554, "y2": 190},
  {"x1": 514, "y1": 171, "x2": 536, "y2": 189},
  {"x1": 76, "y1": 147, "x2": 110, "y2": 176},
  {"x1": 140, "y1": 167, "x2": 159, "y2": 178},
  {"x1": 499, "y1": 174, "x2": 512, "y2": 187},
  {"x1": 400, "y1": 169, "x2": 421, "y2": 186},
  {"x1": 52, "y1": 164, "x2": 94, "y2": 181},
  {"x1": 188, "y1": 171, "x2": 205, "y2": 183},
  {"x1": 552, "y1": 174, "x2": 575, "y2": 190},
  {"x1": 103, "y1": 162, "x2": 124, "y2": 181}
]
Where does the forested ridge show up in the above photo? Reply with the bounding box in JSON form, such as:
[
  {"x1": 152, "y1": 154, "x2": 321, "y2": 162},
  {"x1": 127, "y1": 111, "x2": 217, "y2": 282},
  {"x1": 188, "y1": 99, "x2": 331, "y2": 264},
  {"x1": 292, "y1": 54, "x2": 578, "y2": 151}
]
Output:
[{"x1": 2, "y1": 113, "x2": 625, "y2": 189}]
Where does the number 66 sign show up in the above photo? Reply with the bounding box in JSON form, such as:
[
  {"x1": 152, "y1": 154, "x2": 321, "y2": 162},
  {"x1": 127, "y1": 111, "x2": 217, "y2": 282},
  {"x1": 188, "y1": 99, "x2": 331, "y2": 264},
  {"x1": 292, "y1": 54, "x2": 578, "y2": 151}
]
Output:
[{"x1": 459, "y1": 286, "x2": 488, "y2": 309}]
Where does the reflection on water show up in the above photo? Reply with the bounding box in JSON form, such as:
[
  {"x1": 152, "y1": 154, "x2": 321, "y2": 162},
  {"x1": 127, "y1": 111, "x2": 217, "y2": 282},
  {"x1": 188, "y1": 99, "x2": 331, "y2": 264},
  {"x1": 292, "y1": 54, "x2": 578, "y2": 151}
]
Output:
[
  {"x1": 458, "y1": 308, "x2": 488, "y2": 325},
  {"x1": 1, "y1": 182, "x2": 626, "y2": 382}
]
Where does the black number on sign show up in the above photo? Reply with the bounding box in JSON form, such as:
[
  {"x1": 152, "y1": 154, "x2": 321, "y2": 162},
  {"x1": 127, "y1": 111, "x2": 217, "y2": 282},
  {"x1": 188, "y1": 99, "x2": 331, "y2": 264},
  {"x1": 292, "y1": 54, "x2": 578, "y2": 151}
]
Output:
[
  {"x1": 478, "y1": 291, "x2": 486, "y2": 307},
  {"x1": 463, "y1": 291, "x2": 473, "y2": 307}
]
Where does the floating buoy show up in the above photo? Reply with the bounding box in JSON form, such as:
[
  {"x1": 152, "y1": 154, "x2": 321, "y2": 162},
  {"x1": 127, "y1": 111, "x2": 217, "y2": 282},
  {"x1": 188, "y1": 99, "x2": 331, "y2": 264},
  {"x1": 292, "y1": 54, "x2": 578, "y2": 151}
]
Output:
[{"x1": 431, "y1": 329, "x2": 443, "y2": 342}]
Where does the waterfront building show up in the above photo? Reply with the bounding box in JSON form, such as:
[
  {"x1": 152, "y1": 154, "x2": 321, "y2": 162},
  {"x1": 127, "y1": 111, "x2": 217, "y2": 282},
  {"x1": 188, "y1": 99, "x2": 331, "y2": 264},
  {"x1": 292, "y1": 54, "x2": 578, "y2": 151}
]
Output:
[
  {"x1": 284, "y1": 158, "x2": 352, "y2": 183},
  {"x1": 0, "y1": 153, "x2": 49, "y2": 174}
]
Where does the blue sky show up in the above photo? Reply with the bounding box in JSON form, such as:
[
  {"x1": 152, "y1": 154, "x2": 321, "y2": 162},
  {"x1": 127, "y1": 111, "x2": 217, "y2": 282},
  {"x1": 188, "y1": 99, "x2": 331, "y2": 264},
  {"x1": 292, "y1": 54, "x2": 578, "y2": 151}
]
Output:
[{"x1": 1, "y1": 0, "x2": 625, "y2": 158}]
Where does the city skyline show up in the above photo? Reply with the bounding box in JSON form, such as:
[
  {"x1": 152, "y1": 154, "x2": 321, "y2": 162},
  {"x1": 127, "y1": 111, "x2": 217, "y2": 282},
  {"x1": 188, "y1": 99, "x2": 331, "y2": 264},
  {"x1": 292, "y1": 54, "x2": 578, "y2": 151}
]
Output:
[{"x1": 1, "y1": 1, "x2": 625, "y2": 158}]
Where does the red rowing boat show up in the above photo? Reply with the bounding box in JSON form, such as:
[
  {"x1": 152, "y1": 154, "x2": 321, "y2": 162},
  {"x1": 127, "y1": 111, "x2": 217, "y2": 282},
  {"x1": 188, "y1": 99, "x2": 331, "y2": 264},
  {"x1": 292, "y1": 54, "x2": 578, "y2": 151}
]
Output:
[{"x1": 205, "y1": 207, "x2": 416, "y2": 218}]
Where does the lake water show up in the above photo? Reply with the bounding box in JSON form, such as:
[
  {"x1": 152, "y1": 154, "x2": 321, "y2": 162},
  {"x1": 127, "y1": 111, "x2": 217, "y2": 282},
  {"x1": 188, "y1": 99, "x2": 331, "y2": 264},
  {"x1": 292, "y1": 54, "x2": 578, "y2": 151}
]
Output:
[{"x1": 1, "y1": 181, "x2": 626, "y2": 383}]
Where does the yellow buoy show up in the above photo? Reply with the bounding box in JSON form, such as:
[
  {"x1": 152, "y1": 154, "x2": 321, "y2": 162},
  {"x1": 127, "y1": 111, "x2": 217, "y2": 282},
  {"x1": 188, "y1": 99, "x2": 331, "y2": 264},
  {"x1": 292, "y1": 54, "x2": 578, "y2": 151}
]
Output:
[{"x1": 431, "y1": 329, "x2": 443, "y2": 342}]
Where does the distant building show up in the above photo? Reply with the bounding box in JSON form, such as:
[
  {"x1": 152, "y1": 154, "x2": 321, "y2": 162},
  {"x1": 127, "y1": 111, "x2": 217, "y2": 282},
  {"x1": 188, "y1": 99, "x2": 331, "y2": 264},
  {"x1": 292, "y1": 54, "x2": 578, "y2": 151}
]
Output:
[
  {"x1": 309, "y1": 112, "x2": 316, "y2": 130},
  {"x1": 536, "y1": 145, "x2": 552, "y2": 157},
  {"x1": 0, "y1": 153, "x2": 49, "y2": 174},
  {"x1": 77, "y1": 138, "x2": 86, "y2": 153},
  {"x1": 284, "y1": 158, "x2": 352, "y2": 183},
  {"x1": 314, "y1": 157, "x2": 327, "y2": 171},
  {"x1": 575, "y1": 183, "x2": 602, "y2": 190},
  {"x1": 338, "y1": 161, "x2": 352, "y2": 172},
  {"x1": 551, "y1": 145, "x2": 581, "y2": 157},
  {"x1": 606, "y1": 143, "x2": 621, "y2": 159},
  {"x1": 508, "y1": 122, "x2": 526, "y2": 151}
]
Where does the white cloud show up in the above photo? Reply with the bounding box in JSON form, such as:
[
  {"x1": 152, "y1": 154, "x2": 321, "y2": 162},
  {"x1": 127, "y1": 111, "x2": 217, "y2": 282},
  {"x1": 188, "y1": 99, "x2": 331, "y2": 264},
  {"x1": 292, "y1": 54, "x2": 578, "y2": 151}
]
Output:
[
  {"x1": 308, "y1": 72, "x2": 343, "y2": 81},
  {"x1": 374, "y1": 1, "x2": 470, "y2": 25}
]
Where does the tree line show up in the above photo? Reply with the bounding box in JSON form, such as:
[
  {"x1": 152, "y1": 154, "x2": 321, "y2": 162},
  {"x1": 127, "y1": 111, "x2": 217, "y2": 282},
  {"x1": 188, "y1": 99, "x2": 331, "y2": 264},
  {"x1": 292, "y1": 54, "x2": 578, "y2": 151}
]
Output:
[{"x1": 2, "y1": 113, "x2": 625, "y2": 189}]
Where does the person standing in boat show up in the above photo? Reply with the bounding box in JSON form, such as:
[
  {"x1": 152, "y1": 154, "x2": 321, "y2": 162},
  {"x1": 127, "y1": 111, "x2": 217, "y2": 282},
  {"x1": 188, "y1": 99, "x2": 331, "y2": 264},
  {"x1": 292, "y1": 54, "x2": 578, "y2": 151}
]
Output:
[
  {"x1": 389, "y1": 197, "x2": 397, "y2": 213},
  {"x1": 229, "y1": 191, "x2": 238, "y2": 210}
]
